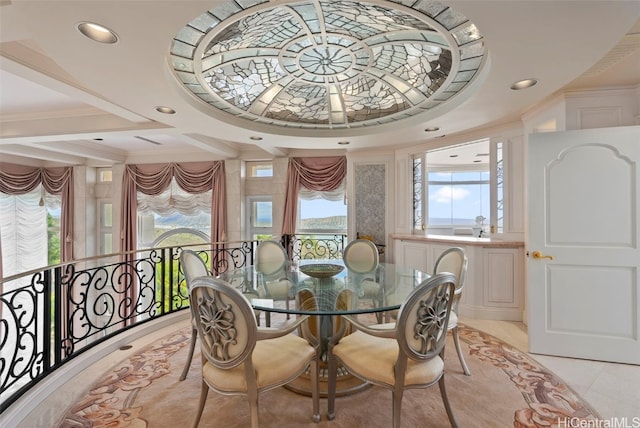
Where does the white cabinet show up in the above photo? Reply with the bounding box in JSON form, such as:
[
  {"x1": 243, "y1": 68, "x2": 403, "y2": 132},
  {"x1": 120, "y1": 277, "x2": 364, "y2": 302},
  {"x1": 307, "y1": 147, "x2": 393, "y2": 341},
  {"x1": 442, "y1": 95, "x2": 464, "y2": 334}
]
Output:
[
  {"x1": 480, "y1": 247, "x2": 524, "y2": 320},
  {"x1": 395, "y1": 240, "x2": 430, "y2": 272},
  {"x1": 393, "y1": 236, "x2": 524, "y2": 321}
]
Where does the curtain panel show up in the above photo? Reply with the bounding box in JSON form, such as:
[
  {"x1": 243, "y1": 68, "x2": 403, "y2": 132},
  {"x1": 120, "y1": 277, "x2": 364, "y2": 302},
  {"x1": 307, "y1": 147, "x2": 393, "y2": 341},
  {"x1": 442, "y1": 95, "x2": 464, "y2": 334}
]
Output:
[
  {"x1": 120, "y1": 161, "x2": 226, "y2": 254},
  {"x1": 281, "y1": 156, "x2": 346, "y2": 234},
  {"x1": 0, "y1": 162, "x2": 74, "y2": 266}
]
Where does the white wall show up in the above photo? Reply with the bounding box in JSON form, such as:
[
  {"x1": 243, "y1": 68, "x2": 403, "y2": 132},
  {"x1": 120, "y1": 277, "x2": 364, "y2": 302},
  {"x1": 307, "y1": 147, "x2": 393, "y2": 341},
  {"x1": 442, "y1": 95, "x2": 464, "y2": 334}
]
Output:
[{"x1": 66, "y1": 87, "x2": 638, "y2": 260}]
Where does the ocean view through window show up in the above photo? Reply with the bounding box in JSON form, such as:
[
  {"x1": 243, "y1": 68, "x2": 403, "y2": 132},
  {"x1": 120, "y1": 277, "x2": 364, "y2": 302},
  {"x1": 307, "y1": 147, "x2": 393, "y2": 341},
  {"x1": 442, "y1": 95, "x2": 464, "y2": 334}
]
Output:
[{"x1": 414, "y1": 138, "x2": 499, "y2": 236}]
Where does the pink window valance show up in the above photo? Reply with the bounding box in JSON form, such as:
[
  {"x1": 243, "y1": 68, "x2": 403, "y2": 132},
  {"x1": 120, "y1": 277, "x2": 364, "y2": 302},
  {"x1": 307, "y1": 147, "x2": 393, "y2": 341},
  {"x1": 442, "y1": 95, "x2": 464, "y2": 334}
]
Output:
[
  {"x1": 0, "y1": 162, "x2": 74, "y2": 264},
  {"x1": 120, "y1": 161, "x2": 226, "y2": 254},
  {"x1": 281, "y1": 156, "x2": 346, "y2": 234}
]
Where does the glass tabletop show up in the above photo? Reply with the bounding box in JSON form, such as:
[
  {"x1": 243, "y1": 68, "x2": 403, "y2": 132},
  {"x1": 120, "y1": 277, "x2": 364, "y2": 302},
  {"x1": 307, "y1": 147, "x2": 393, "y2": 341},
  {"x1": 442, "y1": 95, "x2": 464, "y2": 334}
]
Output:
[{"x1": 217, "y1": 260, "x2": 430, "y2": 315}]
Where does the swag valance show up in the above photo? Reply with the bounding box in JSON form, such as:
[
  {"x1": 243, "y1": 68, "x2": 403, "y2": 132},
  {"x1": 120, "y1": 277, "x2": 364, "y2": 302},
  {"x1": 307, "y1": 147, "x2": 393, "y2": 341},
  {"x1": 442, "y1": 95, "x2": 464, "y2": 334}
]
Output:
[
  {"x1": 281, "y1": 156, "x2": 346, "y2": 234},
  {"x1": 121, "y1": 161, "x2": 226, "y2": 253},
  {"x1": 0, "y1": 162, "x2": 74, "y2": 264}
]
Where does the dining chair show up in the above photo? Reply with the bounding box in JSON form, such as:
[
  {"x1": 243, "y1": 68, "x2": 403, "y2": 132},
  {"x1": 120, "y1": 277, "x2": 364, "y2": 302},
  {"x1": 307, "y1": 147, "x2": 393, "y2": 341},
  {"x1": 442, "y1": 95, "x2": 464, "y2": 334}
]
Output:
[
  {"x1": 343, "y1": 238, "x2": 379, "y2": 273},
  {"x1": 434, "y1": 247, "x2": 470, "y2": 376},
  {"x1": 342, "y1": 239, "x2": 382, "y2": 320},
  {"x1": 327, "y1": 273, "x2": 458, "y2": 428},
  {"x1": 190, "y1": 275, "x2": 320, "y2": 428},
  {"x1": 255, "y1": 240, "x2": 293, "y2": 326},
  {"x1": 179, "y1": 249, "x2": 211, "y2": 381}
]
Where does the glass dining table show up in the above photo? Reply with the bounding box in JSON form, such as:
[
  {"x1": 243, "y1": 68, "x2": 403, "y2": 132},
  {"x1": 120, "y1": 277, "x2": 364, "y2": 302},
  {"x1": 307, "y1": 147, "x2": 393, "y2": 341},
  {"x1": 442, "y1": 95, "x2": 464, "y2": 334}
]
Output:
[{"x1": 217, "y1": 259, "x2": 431, "y2": 398}]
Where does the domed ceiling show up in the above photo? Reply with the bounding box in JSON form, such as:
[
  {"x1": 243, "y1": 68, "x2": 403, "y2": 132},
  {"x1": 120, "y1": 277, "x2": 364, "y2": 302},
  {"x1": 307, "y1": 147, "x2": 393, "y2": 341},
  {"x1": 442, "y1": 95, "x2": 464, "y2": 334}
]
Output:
[{"x1": 170, "y1": 0, "x2": 486, "y2": 131}]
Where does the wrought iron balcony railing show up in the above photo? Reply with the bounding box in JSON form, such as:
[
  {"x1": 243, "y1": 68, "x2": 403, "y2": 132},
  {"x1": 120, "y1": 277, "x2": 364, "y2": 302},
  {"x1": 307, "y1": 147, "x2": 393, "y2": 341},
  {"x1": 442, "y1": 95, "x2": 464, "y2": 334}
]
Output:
[{"x1": 0, "y1": 234, "x2": 346, "y2": 413}]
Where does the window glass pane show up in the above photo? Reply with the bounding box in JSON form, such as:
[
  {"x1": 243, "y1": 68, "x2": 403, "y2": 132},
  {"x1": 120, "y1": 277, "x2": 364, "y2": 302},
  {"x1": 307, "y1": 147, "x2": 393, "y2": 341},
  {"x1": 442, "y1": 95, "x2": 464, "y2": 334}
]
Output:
[
  {"x1": 137, "y1": 179, "x2": 211, "y2": 248},
  {"x1": 252, "y1": 201, "x2": 272, "y2": 227},
  {"x1": 298, "y1": 198, "x2": 346, "y2": 231},
  {"x1": 496, "y1": 142, "x2": 504, "y2": 233},
  {"x1": 139, "y1": 212, "x2": 211, "y2": 247},
  {"x1": 428, "y1": 171, "x2": 489, "y2": 226},
  {"x1": 0, "y1": 188, "x2": 63, "y2": 273},
  {"x1": 412, "y1": 157, "x2": 422, "y2": 230},
  {"x1": 101, "y1": 233, "x2": 112, "y2": 254},
  {"x1": 248, "y1": 162, "x2": 273, "y2": 177},
  {"x1": 99, "y1": 202, "x2": 113, "y2": 255},
  {"x1": 450, "y1": 183, "x2": 489, "y2": 225},
  {"x1": 247, "y1": 197, "x2": 273, "y2": 241},
  {"x1": 98, "y1": 169, "x2": 112, "y2": 182},
  {"x1": 102, "y1": 202, "x2": 112, "y2": 228},
  {"x1": 47, "y1": 204, "x2": 61, "y2": 265}
]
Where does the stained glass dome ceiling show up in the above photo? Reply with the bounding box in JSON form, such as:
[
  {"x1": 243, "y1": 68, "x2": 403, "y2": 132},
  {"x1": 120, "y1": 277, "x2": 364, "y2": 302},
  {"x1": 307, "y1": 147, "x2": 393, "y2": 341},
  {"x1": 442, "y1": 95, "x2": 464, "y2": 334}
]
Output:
[{"x1": 170, "y1": 0, "x2": 486, "y2": 131}]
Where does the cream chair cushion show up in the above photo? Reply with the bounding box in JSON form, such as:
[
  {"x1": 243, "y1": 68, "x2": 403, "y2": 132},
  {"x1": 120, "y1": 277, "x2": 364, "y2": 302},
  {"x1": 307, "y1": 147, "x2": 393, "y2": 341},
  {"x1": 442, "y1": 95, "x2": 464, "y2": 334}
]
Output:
[
  {"x1": 202, "y1": 333, "x2": 314, "y2": 392},
  {"x1": 333, "y1": 330, "x2": 444, "y2": 387}
]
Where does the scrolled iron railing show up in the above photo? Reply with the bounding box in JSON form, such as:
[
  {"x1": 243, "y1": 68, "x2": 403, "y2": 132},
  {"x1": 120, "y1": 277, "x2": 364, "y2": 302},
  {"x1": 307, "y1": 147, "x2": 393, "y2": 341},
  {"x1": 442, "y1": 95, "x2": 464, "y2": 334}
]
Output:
[
  {"x1": 0, "y1": 234, "x2": 346, "y2": 413},
  {"x1": 285, "y1": 233, "x2": 347, "y2": 260}
]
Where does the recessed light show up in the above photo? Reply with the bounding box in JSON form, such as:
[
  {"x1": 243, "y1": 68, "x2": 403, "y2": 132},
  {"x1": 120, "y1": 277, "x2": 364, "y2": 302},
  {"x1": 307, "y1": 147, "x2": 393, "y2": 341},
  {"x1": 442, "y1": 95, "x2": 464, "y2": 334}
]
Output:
[
  {"x1": 155, "y1": 106, "x2": 176, "y2": 114},
  {"x1": 338, "y1": 141, "x2": 349, "y2": 145},
  {"x1": 510, "y1": 78, "x2": 538, "y2": 90},
  {"x1": 424, "y1": 127, "x2": 440, "y2": 132},
  {"x1": 250, "y1": 136, "x2": 263, "y2": 141},
  {"x1": 77, "y1": 22, "x2": 118, "y2": 44}
]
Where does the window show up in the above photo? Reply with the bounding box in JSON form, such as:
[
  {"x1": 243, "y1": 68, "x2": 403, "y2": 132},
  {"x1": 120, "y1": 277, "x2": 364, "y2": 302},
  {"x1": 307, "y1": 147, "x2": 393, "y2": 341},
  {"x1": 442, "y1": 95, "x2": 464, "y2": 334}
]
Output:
[
  {"x1": 96, "y1": 168, "x2": 113, "y2": 254},
  {"x1": 137, "y1": 179, "x2": 211, "y2": 248},
  {"x1": 97, "y1": 168, "x2": 112, "y2": 182},
  {"x1": 413, "y1": 156, "x2": 424, "y2": 231},
  {"x1": 247, "y1": 196, "x2": 273, "y2": 240},
  {"x1": 428, "y1": 170, "x2": 490, "y2": 227},
  {"x1": 99, "y1": 201, "x2": 113, "y2": 255},
  {"x1": 247, "y1": 161, "x2": 273, "y2": 177},
  {"x1": 413, "y1": 138, "x2": 501, "y2": 236},
  {"x1": 297, "y1": 196, "x2": 347, "y2": 233},
  {"x1": 495, "y1": 142, "x2": 504, "y2": 234},
  {"x1": 46, "y1": 200, "x2": 61, "y2": 265},
  {"x1": 0, "y1": 186, "x2": 59, "y2": 276}
]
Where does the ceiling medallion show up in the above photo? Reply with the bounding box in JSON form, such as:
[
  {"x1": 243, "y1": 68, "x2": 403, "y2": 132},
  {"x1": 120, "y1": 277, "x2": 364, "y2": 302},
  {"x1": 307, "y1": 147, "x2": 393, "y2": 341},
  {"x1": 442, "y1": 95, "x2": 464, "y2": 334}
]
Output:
[{"x1": 170, "y1": 0, "x2": 486, "y2": 131}]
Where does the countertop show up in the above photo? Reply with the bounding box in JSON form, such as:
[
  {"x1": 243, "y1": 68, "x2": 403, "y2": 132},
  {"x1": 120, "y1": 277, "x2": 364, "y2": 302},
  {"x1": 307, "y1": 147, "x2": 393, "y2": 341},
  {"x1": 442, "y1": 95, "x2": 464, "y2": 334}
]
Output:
[{"x1": 391, "y1": 234, "x2": 524, "y2": 248}]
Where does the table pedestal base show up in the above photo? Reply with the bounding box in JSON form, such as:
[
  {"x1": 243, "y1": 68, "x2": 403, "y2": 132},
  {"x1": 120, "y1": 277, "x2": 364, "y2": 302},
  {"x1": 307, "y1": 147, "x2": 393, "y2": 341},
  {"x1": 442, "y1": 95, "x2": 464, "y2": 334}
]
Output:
[{"x1": 285, "y1": 364, "x2": 371, "y2": 398}]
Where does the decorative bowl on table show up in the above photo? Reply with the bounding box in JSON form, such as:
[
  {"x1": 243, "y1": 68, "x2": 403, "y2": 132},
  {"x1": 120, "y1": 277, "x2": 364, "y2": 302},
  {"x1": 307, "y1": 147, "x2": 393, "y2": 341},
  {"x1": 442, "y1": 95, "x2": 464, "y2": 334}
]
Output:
[{"x1": 299, "y1": 263, "x2": 344, "y2": 279}]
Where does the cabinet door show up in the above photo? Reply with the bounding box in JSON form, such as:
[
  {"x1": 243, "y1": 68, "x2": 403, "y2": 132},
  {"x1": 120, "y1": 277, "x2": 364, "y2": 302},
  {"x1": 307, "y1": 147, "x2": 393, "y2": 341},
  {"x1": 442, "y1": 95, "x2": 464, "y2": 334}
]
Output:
[
  {"x1": 483, "y1": 247, "x2": 523, "y2": 310},
  {"x1": 395, "y1": 241, "x2": 429, "y2": 272}
]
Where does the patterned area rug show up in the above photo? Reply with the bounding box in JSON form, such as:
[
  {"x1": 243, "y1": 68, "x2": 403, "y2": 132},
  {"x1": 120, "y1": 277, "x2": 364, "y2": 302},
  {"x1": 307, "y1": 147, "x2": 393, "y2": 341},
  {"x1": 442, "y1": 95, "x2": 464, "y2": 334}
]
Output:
[{"x1": 58, "y1": 324, "x2": 599, "y2": 427}]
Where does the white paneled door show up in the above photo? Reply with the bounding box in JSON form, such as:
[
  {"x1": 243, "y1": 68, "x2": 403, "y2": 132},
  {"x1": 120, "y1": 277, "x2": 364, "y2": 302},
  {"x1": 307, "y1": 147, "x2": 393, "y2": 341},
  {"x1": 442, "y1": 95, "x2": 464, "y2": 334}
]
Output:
[{"x1": 527, "y1": 126, "x2": 640, "y2": 364}]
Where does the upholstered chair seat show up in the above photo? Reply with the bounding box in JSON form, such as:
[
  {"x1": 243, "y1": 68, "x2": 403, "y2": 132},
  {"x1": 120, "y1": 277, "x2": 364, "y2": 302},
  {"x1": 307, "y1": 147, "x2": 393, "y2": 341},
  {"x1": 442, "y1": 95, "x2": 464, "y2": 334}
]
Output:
[
  {"x1": 190, "y1": 276, "x2": 320, "y2": 428},
  {"x1": 327, "y1": 273, "x2": 458, "y2": 428},
  {"x1": 332, "y1": 333, "x2": 445, "y2": 387},
  {"x1": 201, "y1": 333, "x2": 315, "y2": 392}
]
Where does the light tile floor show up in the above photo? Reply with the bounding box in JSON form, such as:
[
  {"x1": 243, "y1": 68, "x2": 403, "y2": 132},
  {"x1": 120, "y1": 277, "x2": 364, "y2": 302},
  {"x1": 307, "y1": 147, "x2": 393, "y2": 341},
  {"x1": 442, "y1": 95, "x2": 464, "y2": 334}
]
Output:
[
  {"x1": 460, "y1": 316, "x2": 640, "y2": 423},
  {"x1": 15, "y1": 317, "x2": 640, "y2": 427}
]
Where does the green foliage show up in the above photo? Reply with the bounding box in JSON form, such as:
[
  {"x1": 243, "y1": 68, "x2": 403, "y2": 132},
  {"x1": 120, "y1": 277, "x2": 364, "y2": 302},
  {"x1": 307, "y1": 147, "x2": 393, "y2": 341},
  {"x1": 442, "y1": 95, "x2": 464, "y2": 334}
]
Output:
[
  {"x1": 156, "y1": 257, "x2": 187, "y2": 313},
  {"x1": 47, "y1": 212, "x2": 60, "y2": 265}
]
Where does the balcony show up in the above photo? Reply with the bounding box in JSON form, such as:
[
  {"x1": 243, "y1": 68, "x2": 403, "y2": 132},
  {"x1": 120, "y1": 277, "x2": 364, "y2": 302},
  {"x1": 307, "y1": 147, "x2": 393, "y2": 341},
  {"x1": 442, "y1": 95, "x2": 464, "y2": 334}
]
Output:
[{"x1": 1, "y1": 234, "x2": 346, "y2": 424}]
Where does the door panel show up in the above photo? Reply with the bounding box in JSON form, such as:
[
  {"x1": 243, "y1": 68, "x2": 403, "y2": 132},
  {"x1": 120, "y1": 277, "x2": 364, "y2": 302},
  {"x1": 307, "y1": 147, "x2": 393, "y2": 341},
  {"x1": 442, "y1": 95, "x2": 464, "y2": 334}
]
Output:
[{"x1": 528, "y1": 126, "x2": 640, "y2": 364}]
